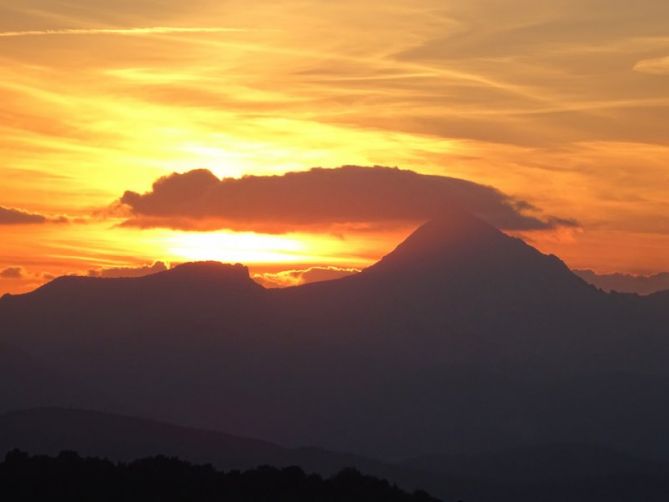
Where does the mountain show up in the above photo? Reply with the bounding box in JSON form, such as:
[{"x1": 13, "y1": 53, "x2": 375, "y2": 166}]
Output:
[
  {"x1": 399, "y1": 443, "x2": 669, "y2": 502},
  {"x1": 4, "y1": 408, "x2": 669, "y2": 502},
  {"x1": 0, "y1": 407, "x2": 484, "y2": 501},
  {"x1": 0, "y1": 342, "x2": 116, "y2": 413},
  {"x1": 575, "y1": 269, "x2": 669, "y2": 295},
  {"x1": 0, "y1": 407, "x2": 400, "y2": 476},
  {"x1": 2, "y1": 210, "x2": 669, "y2": 462},
  {"x1": 400, "y1": 443, "x2": 666, "y2": 484},
  {"x1": 0, "y1": 407, "x2": 289, "y2": 468}
]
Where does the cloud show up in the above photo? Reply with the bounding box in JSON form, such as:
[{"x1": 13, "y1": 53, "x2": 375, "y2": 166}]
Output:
[
  {"x1": 633, "y1": 56, "x2": 669, "y2": 75},
  {"x1": 0, "y1": 27, "x2": 249, "y2": 39},
  {"x1": 254, "y1": 266, "x2": 360, "y2": 288},
  {"x1": 0, "y1": 206, "x2": 68, "y2": 225},
  {"x1": 119, "y1": 166, "x2": 577, "y2": 233},
  {"x1": 0, "y1": 206, "x2": 47, "y2": 225},
  {"x1": 0, "y1": 267, "x2": 24, "y2": 279},
  {"x1": 87, "y1": 261, "x2": 168, "y2": 279}
]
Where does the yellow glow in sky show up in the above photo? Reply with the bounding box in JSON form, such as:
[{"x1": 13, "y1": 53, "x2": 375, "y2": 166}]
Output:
[
  {"x1": 164, "y1": 231, "x2": 373, "y2": 266},
  {"x1": 1, "y1": 0, "x2": 669, "y2": 294}
]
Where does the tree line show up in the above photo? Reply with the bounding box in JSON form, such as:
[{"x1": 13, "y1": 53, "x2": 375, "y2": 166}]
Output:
[{"x1": 1, "y1": 450, "x2": 441, "y2": 502}]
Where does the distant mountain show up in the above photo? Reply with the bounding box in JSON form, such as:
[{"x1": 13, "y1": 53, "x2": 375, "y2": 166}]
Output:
[
  {"x1": 0, "y1": 407, "x2": 384, "y2": 475},
  {"x1": 2, "y1": 210, "x2": 669, "y2": 463},
  {"x1": 0, "y1": 408, "x2": 482, "y2": 501},
  {"x1": 3, "y1": 408, "x2": 669, "y2": 502},
  {"x1": 400, "y1": 443, "x2": 666, "y2": 484},
  {"x1": 575, "y1": 269, "x2": 669, "y2": 295},
  {"x1": 0, "y1": 343, "x2": 115, "y2": 413},
  {"x1": 400, "y1": 443, "x2": 669, "y2": 502}
]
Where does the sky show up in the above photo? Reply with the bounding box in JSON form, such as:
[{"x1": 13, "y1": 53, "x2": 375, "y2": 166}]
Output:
[{"x1": 1, "y1": 0, "x2": 668, "y2": 294}]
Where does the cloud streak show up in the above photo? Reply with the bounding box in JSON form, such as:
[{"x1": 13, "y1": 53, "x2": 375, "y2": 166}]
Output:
[
  {"x1": 254, "y1": 266, "x2": 360, "y2": 288},
  {"x1": 87, "y1": 261, "x2": 168, "y2": 279},
  {"x1": 633, "y1": 56, "x2": 669, "y2": 75},
  {"x1": 0, "y1": 26, "x2": 249, "y2": 39},
  {"x1": 119, "y1": 166, "x2": 577, "y2": 233}
]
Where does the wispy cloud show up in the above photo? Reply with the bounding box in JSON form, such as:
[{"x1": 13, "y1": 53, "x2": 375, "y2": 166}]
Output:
[
  {"x1": 0, "y1": 26, "x2": 249, "y2": 39},
  {"x1": 2, "y1": 0, "x2": 669, "y2": 286},
  {"x1": 254, "y1": 266, "x2": 361, "y2": 288},
  {"x1": 633, "y1": 55, "x2": 669, "y2": 75}
]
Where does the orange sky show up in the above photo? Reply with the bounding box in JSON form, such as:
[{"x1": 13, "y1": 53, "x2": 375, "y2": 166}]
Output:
[{"x1": 1, "y1": 0, "x2": 669, "y2": 295}]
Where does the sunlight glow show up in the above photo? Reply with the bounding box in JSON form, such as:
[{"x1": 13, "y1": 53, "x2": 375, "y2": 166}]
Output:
[
  {"x1": 2, "y1": 0, "x2": 669, "y2": 295},
  {"x1": 165, "y1": 232, "x2": 307, "y2": 263},
  {"x1": 160, "y1": 229, "x2": 380, "y2": 266}
]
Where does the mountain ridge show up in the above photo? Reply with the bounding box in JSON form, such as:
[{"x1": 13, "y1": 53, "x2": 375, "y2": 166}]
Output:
[
  {"x1": 2, "y1": 211, "x2": 669, "y2": 461},
  {"x1": 3, "y1": 407, "x2": 669, "y2": 502},
  {"x1": 1, "y1": 214, "x2": 590, "y2": 300}
]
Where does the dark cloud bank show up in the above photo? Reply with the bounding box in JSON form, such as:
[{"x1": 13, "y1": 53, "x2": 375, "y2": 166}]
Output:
[
  {"x1": 0, "y1": 206, "x2": 47, "y2": 225},
  {"x1": 0, "y1": 267, "x2": 24, "y2": 279},
  {"x1": 0, "y1": 206, "x2": 67, "y2": 225},
  {"x1": 88, "y1": 262, "x2": 168, "y2": 279},
  {"x1": 119, "y1": 166, "x2": 577, "y2": 232}
]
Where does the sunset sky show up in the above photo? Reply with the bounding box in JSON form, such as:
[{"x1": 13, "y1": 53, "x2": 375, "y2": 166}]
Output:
[{"x1": 1, "y1": 0, "x2": 668, "y2": 294}]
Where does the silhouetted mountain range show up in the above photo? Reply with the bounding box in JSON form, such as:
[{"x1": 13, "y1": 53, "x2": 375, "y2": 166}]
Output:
[
  {"x1": 0, "y1": 408, "x2": 411, "y2": 479},
  {"x1": 0, "y1": 408, "x2": 490, "y2": 500},
  {"x1": 2, "y1": 210, "x2": 669, "y2": 472},
  {"x1": 3, "y1": 408, "x2": 669, "y2": 501},
  {"x1": 575, "y1": 269, "x2": 669, "y2": 295}
]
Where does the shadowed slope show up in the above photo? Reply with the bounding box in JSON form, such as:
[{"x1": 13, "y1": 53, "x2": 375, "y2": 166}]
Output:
[
  {"x1": 3, "y1": 408, "x2": 669, "y2": 502},
  {"x1": 0, "y1": 408, "x2": 479, "y2": 500}
]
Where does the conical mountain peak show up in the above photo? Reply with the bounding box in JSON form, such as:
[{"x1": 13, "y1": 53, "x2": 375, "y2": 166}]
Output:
[
  {"x1": 358, "y1": 210, "x2": 592, "y2": 299},
  {"x1": 369, "y1": 210, "x2": 511, "y2": 271}
]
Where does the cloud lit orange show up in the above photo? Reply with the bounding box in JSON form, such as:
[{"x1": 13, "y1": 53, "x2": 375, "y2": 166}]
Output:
[{"x1": 1, "y1": 0, "x2": 669, "y2": 295}]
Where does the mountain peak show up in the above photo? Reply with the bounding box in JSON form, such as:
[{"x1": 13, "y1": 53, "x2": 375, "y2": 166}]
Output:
[
  {"x1": 369, "y1": 210, "x2": 508, "y2": 271},
  {"x1": 358, "y1": 210, "x2": 593, "y2": 299}
]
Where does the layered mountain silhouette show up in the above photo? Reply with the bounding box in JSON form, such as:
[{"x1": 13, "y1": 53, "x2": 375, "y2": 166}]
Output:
[
  {"x1": 0, "y1": 408, "x2": 477, "y2": 500},
  {"x1": 3, "y1": 408, "x2": 669, "y2": 501},
  {"x1": 2, "y1": 209, "x2": 669, "y2": 465},
  {"x1": 575, "y1": 269, "x2": 669, "y2": 295},
  {"x1": 0, "y1": 407, "x2": 383, "y2": 473}
]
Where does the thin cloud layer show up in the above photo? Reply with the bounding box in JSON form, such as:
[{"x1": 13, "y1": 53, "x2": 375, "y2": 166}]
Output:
[
  {"x1": 120, "y1": 166, "x2": 577, "y2": 233},
  {"x1": 255, "y1": 266, "x2": 360, "y2": 288},
  {"x1": 2, "y1": 0, "x2": 669, "y2": 286},
  {"x1": 634, "y1": 56, "x2": 669, "y2": 75},
  {"x1": 88, "y1": 261, "x2": 168, "y2": 279},
  {"x1": 0, "y1": 27, "x2": 248, "y2": 39}
]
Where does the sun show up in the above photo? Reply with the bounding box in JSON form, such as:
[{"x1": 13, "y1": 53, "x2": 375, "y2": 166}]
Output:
[
  {"x1": 165, "y1": 231, "x2": 308, "y2": 264},
  {"x1": 159, "y1": 228, "x2": 383, "y2": 268}
]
